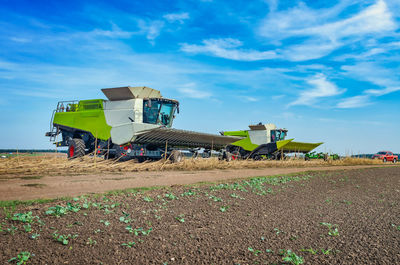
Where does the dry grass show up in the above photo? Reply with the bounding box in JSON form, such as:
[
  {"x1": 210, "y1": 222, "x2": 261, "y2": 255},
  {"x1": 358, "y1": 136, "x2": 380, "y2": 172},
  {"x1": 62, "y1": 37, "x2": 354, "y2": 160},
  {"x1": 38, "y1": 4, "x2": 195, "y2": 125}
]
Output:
[{"x1": 0, "y1": 153, "x2": 385, "y2": 177}]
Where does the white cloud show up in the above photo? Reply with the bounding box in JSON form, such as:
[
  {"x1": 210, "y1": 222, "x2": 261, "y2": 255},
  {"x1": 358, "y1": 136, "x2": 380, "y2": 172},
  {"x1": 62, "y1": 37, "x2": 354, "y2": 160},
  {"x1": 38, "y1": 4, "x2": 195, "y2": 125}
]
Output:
[
  {"x1": 342, "y1": 61, "x2": 400, "y2": 95},
  {"x1": 258, "y1": 0, "x2": 397, "y2": 61},
  {"x1": 137, "y1": 20, "x2": 165, "y2": 43},
  {"x1": 288, "y1": 74, "x2": 345, "y2": 106},
  {"x1": 176, "y1": 83, "x2": 212, "y2": 99},
  {"x1": 163, "y1": 12, "x2": 190, "y2": 24},
  {"x1": 181, "y1": 38, "x2": 277, "y2": 61},
  {"x1": 337, "y1": 95, "x2": 371, "y2": 108},
  {"x1": 89, "y1": 23, "x2": 134, "y2": 39}
]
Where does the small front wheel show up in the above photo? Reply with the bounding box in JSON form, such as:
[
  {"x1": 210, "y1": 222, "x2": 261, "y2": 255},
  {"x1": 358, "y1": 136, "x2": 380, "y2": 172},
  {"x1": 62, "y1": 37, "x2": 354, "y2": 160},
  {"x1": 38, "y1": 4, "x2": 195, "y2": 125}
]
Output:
[
  {"x1": 393, "y1": 158, "x2": 397, "y2": 164},
  {"x1": 383, "y1": 158, "x2": 387, "y2": 163}
]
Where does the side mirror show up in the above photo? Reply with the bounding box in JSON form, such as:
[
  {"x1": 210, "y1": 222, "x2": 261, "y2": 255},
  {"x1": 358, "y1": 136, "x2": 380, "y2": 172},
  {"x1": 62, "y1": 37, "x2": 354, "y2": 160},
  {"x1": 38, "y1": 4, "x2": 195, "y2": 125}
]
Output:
[{"x1": 177, "y1": 106, "x2": 180, "y2": 114}]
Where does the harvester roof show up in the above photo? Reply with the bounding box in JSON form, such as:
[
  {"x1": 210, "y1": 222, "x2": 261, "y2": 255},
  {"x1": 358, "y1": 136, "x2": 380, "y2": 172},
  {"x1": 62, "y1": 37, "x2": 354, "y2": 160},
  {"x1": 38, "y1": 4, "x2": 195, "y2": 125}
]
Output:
[{"x1": 101, "y1": 86, "x2": 162, "y2": 101}]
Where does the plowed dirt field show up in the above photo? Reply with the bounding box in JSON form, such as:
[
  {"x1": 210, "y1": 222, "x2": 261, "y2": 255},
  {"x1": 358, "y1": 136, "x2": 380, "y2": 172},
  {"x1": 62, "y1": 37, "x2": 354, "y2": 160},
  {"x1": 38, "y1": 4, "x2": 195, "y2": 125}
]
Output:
[{"x1": 1, "y1": 167, "x2": 399, "y2": 264}]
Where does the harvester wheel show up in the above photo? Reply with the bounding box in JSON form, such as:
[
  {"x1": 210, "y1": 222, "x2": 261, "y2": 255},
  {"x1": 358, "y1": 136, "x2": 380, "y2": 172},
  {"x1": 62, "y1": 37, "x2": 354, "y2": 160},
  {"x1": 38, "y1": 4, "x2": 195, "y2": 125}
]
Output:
[
  {"x1": 68, "y1": 138, "x2": 85, "y2": 159},
  {"x1": 225, "y1": 152, "x2": 233, "y2": 162},
  {"x1": 383, "y1": 158, "x2": 387, "y2": 163},
  {"x1": 170, "y1": 150, "x2": 183, "y2": 163},
  {"x1": 231, "y1": 151, "x2": 241, "y2": 160},
  {"x1": 393, "y1": 158, "x2": 397, "y2": 164}
]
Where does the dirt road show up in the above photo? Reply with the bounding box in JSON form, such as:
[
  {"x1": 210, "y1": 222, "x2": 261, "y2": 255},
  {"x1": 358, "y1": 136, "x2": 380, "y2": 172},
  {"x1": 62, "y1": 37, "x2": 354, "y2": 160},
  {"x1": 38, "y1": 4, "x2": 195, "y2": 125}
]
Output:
[{"x1": 1, "y1": 164, "x2": 395, "y2": 201}]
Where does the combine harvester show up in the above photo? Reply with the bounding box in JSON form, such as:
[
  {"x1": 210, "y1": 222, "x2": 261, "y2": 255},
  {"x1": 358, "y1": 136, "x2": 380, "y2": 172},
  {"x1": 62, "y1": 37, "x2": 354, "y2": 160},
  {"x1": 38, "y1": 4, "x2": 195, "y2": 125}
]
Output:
[{"x1": 45, "y1": 86, "x2": 322, "y2": 161}]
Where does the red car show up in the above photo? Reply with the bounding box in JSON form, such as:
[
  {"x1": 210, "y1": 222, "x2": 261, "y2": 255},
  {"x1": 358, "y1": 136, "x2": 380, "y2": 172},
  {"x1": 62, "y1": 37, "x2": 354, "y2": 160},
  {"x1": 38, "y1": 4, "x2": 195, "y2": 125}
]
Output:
[{"x1": 372, "y1": 151, "x2": 398, "y2": 163}]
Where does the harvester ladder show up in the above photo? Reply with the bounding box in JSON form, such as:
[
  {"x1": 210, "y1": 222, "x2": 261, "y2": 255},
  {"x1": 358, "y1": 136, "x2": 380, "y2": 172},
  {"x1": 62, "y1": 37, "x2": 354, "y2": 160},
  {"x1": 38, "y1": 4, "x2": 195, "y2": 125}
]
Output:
[{"x1": 49, "y1": 109, "x2": 58, "y2": 142}]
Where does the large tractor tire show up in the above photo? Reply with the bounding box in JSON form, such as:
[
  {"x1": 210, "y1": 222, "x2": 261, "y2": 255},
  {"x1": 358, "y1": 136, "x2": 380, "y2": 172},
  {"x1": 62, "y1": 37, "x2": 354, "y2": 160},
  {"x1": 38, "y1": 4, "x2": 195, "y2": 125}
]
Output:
[{"x1": 68, "y1": 138, "x2": 86, "y2": 159}]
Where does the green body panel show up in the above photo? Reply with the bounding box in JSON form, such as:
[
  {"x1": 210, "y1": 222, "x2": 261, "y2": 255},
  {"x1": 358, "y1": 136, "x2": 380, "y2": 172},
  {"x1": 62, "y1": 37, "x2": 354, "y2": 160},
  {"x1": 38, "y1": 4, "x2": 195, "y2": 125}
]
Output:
[
  {"x1": 278, "y1": 140, "x2": 323, "y2": 153},
  {"x1": 224, "y1": 130, "x2": 258, "y2": 151},
  {"x1": 53, "y1": 99, "x2": 112, "y2": 140}
]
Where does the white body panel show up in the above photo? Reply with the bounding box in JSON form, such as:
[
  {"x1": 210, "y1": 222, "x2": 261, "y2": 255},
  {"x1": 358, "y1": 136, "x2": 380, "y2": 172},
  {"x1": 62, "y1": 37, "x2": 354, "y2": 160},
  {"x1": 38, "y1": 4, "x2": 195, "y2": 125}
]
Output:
[
  {"x1": 104, "y1": 99, "x2": 155, "y2": 145},
  {"x1": 248, "y1": 123, "x2": 276, "y2": 144}
]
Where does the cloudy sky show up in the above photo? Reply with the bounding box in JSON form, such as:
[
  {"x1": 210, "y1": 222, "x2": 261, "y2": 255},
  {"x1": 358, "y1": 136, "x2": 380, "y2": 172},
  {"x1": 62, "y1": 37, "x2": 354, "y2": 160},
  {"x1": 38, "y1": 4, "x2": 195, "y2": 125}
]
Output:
[{"x1": 0, "y1": 0, "x2": 399, "y2": 154}]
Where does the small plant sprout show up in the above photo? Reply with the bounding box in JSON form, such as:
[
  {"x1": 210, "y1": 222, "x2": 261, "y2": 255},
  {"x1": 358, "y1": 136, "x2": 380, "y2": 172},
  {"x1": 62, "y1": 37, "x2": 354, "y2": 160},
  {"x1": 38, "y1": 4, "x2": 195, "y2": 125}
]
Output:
[
  {"x1": 86, "y1": 238, "x2": 97, "y2": 245},
  {"x1": 280, "y1": 249, "x2": 304, "y2": 265},
  {"x1": 248, "y1": 247, "x2": 262, "y2": 256},
  {"x1": 7, "y1": 225, "x2": 18, "y2": 235},
  {"x1": 121, "y1": 241, "x2": 136, "y2": 248},
  {"x1": 52, "y1": 232, "x2": 78, "y2": 245},
  {"x1": 23, "y1": 224, "x2": 32, "y2": 233},
  {"x1": 11, "y1": 212, "x2": 35, "y2": 223},
  {"x1": 8, "y1": 251, "x2": 32, "y2": 265},
  {"x1": 31, "y1": 233, "x2": 40, "y2": 239},
  {"x1": 175, "y1": 214, "x2": 185, "y2": 223},
  {"x1": 100, "y1": 220, "x2": 111, "y2": 226},
  {"x1": 321, "y1": 248, "x2": 332, "y2": 255},
  {"x1": 300, "y1": 248, "x2": 317, "y2": 255},
  {"x1": 320, "y1": 222, "x2": 339, "y2": 236},
  {"x1": 274, "y1": 228, "x2": 282, "y2": 234},
  {"x1": 391, "y1": 224, "x2": 400, "y2": 231},
  {"x1": 220, "y1": 206, "x2": 229, "y2": 212},
  {"x1": 143, "y1": 196, "x2": 153, "y2": 202},
  {"x1": 164, "y1": 193, "x2": 178, "y2": 200}
]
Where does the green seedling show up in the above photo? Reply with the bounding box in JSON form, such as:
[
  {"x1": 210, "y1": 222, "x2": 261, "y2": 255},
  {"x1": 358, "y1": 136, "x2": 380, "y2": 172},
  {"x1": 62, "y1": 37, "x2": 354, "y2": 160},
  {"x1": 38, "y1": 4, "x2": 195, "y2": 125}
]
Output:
[
  {"x1": 119, "y1": 216, "x2": 131, "y2": 223},
  {"x1": 209, "y1": 195, "x2": 222, "y2": 202},
  {"x1": 391, "y1": 224, "x2": 400, "y2": 231},
  {"x1": 31, "y1": 233, "x2": 40, "y2": 239},
  {"x1": 175, "y1": 214, "x2": 185, "y2": 223},
  {"x1": 220, "y1": 206, "x2": 228, "y2": 212},
  {"x1": 121, "y1": 241, "x2": 135, "y2": 248},
  {"x1": 86, "y1": 238, "x2": 97, "y2": 245},
  {"x1": 265, "y1": 249, "x2": 273, "y2": 253},
  {"x1": 280, "y1": 249, "x2": 304, "y2": 265},
  {"x1": 52, "y1": 232, "x2": 77, "y2": 245},
  {"x1": 143, "y1": 196, "x2": 153, "y2": 202},
  {"x1": 45, "y1": 205, "x2": 68, "y2": 217},
  {"x1": 164, "y1": 193, "x2": 178, "y2": 200},
  {"x1": 230, "y1": 193, "x2": 244, "y2": 199},
  {"x1": 23, "y1": 224, "x2": 32, "y2": 232},
  {"x1": 7, "y1": 225, "x2": 18, "y2": 235},
  {"x1": 300, "y1": 248, "x2": 317, "y2": 255},
  {"x1": 8, "y1": 251, "x2": 32, "y2": 265},
  {"x1": 180, "y1": 190, "x2": 196, "y2": 196},
  {"x1": 320, "y1": 248, "x2": 332, "y2": 255},
  {"x1": 248, "y1": 247, "x2": 262, "y2": 256},
  {"x1": 11, "y1": 212, "x2": 35, "y2": 223},
  {"x1": 100, "y1": 220, "x2": 110, "y2": 226},
  {"x1": 274, "y1": 228, "x2": 282, "y2": 234},
  {"x1": 320, "y1": 222, "x2": 340, "y2": 236}
]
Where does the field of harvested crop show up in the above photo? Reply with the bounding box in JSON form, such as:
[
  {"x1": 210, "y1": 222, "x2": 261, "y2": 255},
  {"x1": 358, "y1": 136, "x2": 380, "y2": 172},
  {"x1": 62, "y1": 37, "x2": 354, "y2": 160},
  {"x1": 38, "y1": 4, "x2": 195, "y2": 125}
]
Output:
[
  {"x1": 0, "y1": 154, "x2": 383, "y2": 177},
  {"x1": 1, "y1": 167, "x2": 399, "y2": 264}
]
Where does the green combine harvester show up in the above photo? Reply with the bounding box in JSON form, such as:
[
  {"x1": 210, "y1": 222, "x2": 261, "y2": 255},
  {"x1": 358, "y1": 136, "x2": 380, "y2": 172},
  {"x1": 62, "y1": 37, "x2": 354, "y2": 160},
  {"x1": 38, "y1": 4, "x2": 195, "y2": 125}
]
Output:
[{"x1": 45, "y1": 86, "x2": 322, "y2": 161}]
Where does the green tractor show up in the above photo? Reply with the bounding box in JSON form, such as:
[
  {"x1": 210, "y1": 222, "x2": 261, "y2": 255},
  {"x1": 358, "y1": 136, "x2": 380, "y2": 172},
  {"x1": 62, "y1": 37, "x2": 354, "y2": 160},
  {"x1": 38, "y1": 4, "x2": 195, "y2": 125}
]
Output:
[
  {"x1": 45, "y1": 86, "x2": 322, "y2": 161},
  {"x1": 305, "y1": 152, "x2": 340, "y2": 161}
]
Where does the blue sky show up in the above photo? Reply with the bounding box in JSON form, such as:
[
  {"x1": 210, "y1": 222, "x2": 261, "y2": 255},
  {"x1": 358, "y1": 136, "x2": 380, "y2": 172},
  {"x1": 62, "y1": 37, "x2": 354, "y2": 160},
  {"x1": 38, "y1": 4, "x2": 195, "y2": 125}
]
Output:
[{"x1": 0, "y1": 0, "x2": 399, "y2": 154}]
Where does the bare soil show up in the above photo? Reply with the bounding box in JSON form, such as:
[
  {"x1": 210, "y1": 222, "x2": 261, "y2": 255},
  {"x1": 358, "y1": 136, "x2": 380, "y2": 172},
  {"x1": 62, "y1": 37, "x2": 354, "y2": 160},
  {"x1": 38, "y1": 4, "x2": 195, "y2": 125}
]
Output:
[
  {"x1": 0, "y1": 164, "x2": 395, "y2": 201},
  {"x1": 1, "y1": 167, "x2": 399, "y2": 264}
]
